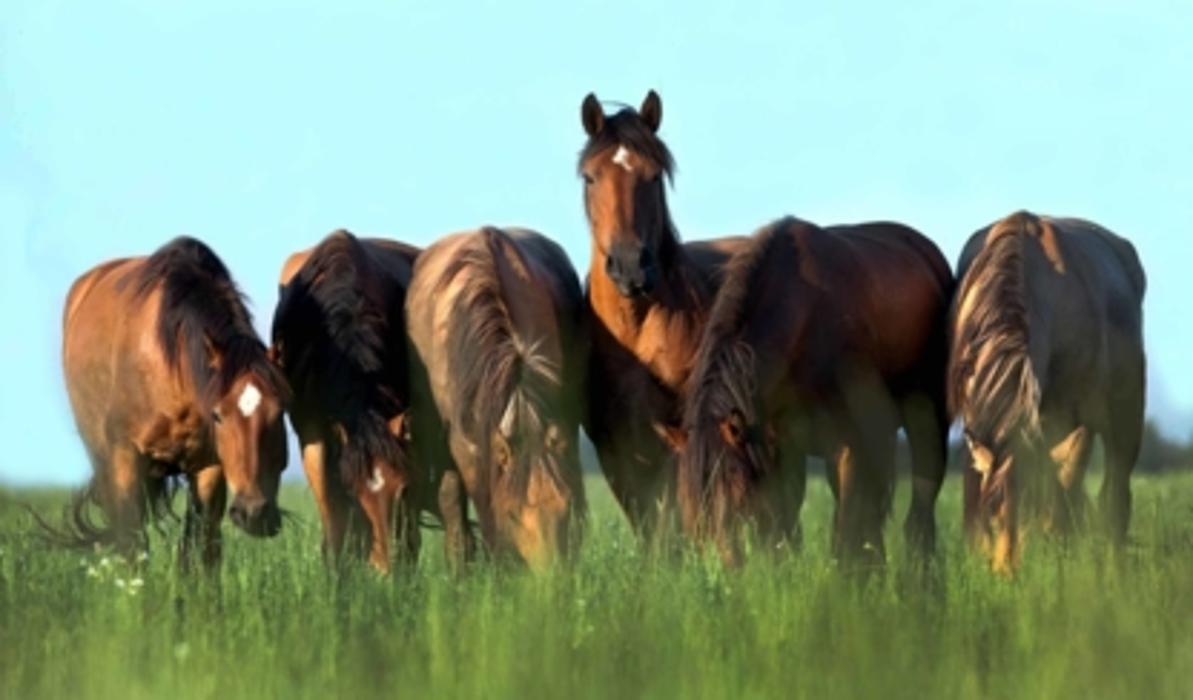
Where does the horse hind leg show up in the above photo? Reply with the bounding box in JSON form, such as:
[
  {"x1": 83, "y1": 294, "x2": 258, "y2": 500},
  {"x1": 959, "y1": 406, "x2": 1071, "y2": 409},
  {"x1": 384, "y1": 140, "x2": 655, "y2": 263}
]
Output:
[{"x1": 98, "y1": 444, "x2": 149, "y2": 557}]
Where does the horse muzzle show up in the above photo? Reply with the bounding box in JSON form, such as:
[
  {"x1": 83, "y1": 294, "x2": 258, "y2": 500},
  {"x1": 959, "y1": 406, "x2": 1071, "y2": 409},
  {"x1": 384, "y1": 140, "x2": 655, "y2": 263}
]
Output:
[{"x1": 229, "y1": 496, "x2": 282, "y2": 537}]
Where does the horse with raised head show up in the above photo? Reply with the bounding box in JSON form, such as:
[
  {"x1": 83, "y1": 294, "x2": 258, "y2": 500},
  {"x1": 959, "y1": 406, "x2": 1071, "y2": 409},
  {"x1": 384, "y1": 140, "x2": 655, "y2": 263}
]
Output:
[
  {"x1": 405, "y1": 227, "x2": 586, "y2": 571},
  {"x1": 60, "y1": 237, "x2": 289, "y2": 568},
  {"x1": 272, "y1": 230, "x2": 422, "y2": 573},
  {"x1": 675, "y1": 217, "x2": 953, "y2": 566},
  {"x1": 578, "y1": 90, "x2": 747, "y2": 536},
  {"x1": 950, "y1": 211, "x2": 1146, "y2": 574}
]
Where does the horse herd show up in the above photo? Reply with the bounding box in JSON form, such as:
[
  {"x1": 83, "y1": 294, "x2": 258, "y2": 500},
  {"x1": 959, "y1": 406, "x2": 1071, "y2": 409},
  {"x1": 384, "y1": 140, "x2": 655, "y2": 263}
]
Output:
[{"x1": 56, "y1": 91, "x2": 1147, "y2": 576}]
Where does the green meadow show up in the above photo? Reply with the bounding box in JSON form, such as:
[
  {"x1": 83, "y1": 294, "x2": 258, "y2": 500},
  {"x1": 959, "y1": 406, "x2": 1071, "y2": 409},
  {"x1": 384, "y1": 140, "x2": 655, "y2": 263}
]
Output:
[{"x1": 1, "y1": 473, "x2": 1191, "y2": 699}]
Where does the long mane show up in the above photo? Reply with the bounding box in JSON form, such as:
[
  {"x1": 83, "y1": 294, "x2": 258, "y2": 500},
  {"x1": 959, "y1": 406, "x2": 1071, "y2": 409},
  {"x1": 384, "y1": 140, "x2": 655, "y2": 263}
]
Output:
[
  {"x1": 437, "y1": 228, "x2": 563, "y2": 496},
  {"x1": 272, "y1": 230, "x2": 407, "y2": 486},
  {"x1": 679, "y1": 219, "x2": 796, "y2": 518},
  {"x1": 948, "y1": 211, "x2": 1043, "y2": 455},
  {"x1": 130, "y1": 236, "x2": 285, "y2": 410}
]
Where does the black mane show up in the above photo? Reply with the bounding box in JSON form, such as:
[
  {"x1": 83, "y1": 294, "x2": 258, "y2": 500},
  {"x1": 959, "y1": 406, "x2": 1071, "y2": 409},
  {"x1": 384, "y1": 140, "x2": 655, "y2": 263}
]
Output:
[
  {"x1": 272, "y1": 230, "x2": 408, "y2": 486},
  {"x1": 131, "y1": 236, "x2": 283, "y2": 409}
]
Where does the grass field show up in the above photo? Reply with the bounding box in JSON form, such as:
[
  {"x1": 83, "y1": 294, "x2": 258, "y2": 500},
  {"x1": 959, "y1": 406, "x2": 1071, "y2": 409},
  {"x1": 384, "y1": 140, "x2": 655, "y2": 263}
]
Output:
[{"x1": 1, "y1": 472, "x2": 1191, "y2": 699}]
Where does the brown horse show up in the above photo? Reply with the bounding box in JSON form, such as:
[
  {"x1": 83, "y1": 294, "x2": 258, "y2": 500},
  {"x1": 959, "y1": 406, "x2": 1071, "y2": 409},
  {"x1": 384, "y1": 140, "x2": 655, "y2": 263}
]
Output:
[
  {"x1": 950, "y1": 211, "x2": 1146, "y2": 574},
  {"x1": 272, "y1": 230, "x2": 423, "y2": 573},
  {"x1": 578, "y1": 90, "x2": 747, "y2": 536},
  {"x1": 405, "y1": 227, "x2": 586, "y2": 571},
  {"x1": 675, "y1": 217, "x2": 953, "y2": 565},
  {"x1": 60, "y1": 237, "x2": 288, "y2": 568}
]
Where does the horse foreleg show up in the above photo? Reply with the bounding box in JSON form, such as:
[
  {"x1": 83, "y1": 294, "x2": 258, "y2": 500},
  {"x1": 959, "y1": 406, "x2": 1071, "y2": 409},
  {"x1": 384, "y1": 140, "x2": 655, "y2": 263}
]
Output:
[
  {"x1": 438, "y1": 470, "x2": 471, "y2": 574},
  {"x1": 901, "y1": 395, "x2": 947, "y2": 556},
  {"x1": 1049, "y1": 426, "x2": 1093, "y2": 533},
  {"x1": 774, "y1": 431, "x2": 807, "y2": 552},
  {"x1": 302, "y1": 440, "x2": 350, "y2": 563},
  {"x1": 181, "y1": 465, "x2": 227, "y2": 571}
]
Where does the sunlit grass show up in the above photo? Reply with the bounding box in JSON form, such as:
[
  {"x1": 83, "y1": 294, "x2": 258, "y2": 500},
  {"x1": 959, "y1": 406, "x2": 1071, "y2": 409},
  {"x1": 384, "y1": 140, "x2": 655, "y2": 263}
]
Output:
[{"x1": 1, "y1": 472, "x2": 1191, "y2": 699}]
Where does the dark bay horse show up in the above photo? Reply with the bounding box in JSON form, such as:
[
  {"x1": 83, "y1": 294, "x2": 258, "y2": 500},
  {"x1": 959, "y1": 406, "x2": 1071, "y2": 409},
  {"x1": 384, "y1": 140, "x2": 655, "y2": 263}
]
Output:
[
  {"x1": 272, "y1": 230, "x2": 423, "y2": 573},
  {"x1": 950, "y1": 211, "x2": 1146, "y2": 574},
  {"x1": 578, "y1": 90, "x2": 747, "y2": 536},
  {"x1": 675, "y1": 217, "x2": 953, "y2": 565},
  {"x1": 61, "y1": 237, "x2": 289, "y2": 567},
  {"x1": 405, "y1": 227, "x2": 586, "y2": 571}
]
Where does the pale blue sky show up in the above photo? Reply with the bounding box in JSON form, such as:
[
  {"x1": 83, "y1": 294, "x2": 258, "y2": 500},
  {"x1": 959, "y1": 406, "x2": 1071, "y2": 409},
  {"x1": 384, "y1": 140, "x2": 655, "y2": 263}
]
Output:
[{"x1": 3, "y1": 1, "x2": 1191, "y2": 484}]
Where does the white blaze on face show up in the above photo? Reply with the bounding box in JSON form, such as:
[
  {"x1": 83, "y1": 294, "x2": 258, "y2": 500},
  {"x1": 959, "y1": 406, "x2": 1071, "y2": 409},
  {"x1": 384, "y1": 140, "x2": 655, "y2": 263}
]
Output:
[
  {"x1": 612, "y1": 145, "x2": 633, "y2": 172},
  {"x1": 237, "y1": 382, "x2": 262, "y2": 418},
  {"x1": 367, "y1": 467, "x2": 385, "y2": 493}
]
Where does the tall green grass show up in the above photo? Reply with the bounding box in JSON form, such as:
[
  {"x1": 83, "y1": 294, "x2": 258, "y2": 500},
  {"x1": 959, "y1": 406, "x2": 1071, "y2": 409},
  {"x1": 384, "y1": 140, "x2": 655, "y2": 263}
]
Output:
[{"x1": 2, "y1": 473, "x2": 1190, "y2": 699}]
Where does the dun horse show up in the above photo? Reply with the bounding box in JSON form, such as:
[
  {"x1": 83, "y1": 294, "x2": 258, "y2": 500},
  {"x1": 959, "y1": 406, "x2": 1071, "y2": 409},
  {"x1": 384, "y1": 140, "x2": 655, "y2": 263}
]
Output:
[
  {"x1": 272, "y1": 230, "x2": 422, "y2": 573},
  {"x1": 675, "y1": 217, "x2": 953, "y2": 565},
  {"x1": 406, "y1": 227, "x2": 586, "y2": 571},
  {"x1": 578, "y1": 90, "x2": 746, "y2": 536},
  {"x1": 950, "y1": 211, "x2": 1146, "y2": 574},
  {"x1": 60, "y1": 237, "x2": 288, "y2": 567}
]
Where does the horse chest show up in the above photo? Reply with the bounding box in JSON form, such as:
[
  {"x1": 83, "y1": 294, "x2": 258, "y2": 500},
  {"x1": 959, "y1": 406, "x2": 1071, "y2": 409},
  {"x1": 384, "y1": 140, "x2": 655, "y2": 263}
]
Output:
[{"x1": 134, "y1": 406, "x2": 212, "y2": 470}]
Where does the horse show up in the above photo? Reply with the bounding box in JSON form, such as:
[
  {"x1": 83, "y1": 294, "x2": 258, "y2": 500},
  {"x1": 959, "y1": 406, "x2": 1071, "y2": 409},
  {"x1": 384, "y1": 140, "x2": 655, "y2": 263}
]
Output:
[
  {"x1": 60, "y1": 236, "x2": 289, "y2": 569},
  {"x1": 272, "y1": 230, "x2": 423, "y2": 573},
  {"x1": 949, "y1": 211, "x2": 1146, "y2": 574},
  {"x1": 405, "y1": 227, "x2": 586, "y2": 571},
  {"x1": 674, "y1": 217, "x2": 953, "y2": 566},
  {"x1": 578, "y1": 90, "x2": 748, "y2": 537}
]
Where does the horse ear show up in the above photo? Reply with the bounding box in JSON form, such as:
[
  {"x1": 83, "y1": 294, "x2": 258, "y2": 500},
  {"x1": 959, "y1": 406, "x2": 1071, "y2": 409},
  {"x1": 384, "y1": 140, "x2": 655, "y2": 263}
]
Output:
[
  {"x1": 203, "y1": 336, "x2": 222, "y2": 370},
  {"x1": 640, "y1": 90, "x2": 662, "y2": 132},
  {"x1": 581, "y1": 93, "x2": 604, "y2": 136},
  {"x1": 654, "y1": 422, "x2": 688, "y2": 453},
  {"x1": 388, "y1": 412, "x2": 411, "y2": 442},
  {"x1": 719, "y1": 409, "x2": 746, "y2": 446}
]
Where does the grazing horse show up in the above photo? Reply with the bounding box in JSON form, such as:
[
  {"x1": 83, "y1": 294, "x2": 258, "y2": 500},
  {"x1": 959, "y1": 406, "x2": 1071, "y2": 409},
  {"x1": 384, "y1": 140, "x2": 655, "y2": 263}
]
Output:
[
  {"x1": 60, "y1": 237, "x2": 288, "y2": 568},
  {"x1": 675, "y1": 217, "x2": 953, "y2": 566},
  {"x1": 272, "y1": 230, "x2": 422, "y2": 573},
  {"x1": 578, "y1": 90, "x2": 747, "y2": 536},
  {"x1": 405, "y1": 227, "x2": 586, "y2": 571},
  {"x1": 950, "y1": 211, "x2": 1146, "y2": 574}
]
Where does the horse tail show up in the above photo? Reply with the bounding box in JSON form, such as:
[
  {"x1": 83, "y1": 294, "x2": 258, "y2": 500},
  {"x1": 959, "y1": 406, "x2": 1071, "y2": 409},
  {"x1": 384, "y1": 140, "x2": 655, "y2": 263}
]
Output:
[{"x1": 27, "y1": 477, "x2": 177, "y2": 552}]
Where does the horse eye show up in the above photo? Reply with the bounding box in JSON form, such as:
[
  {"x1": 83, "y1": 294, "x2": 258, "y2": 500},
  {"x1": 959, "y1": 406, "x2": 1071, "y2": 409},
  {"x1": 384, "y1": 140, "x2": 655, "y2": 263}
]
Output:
[
  {"x1": 582, "y1": 173, "x2": 594, "y2": 185},
  {"x1": 212, "y1": 409, "x2": 223, "y2": 424}
]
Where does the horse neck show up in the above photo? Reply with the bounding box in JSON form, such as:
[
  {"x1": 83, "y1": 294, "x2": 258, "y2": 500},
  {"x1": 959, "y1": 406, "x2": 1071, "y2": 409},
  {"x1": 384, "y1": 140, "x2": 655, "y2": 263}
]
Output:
[{"x1": 588, "y1": 230, "x2": 709, "y2": 340}]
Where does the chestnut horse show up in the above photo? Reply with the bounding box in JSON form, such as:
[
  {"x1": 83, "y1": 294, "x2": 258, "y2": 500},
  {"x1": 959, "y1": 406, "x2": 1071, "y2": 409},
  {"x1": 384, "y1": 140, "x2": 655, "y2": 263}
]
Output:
[
  {"x1": 579, "y1": 90, "x2": 747, "y2": 537},
  {"x1": 675, "y1": 217, "x2": 952, "y2": 565},
  {"x1": 950, "y1": 211, "x2": 1146, "y2": 574},
  {"x1": 60, "y1": 237, "x2": 288, "y2": 568},
  {"x1": 406, "y1": 227, "x2": 586, "y2": 571},
  {"x1": 272, "y1": 230, "x2": 423, "y2": 573}
]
